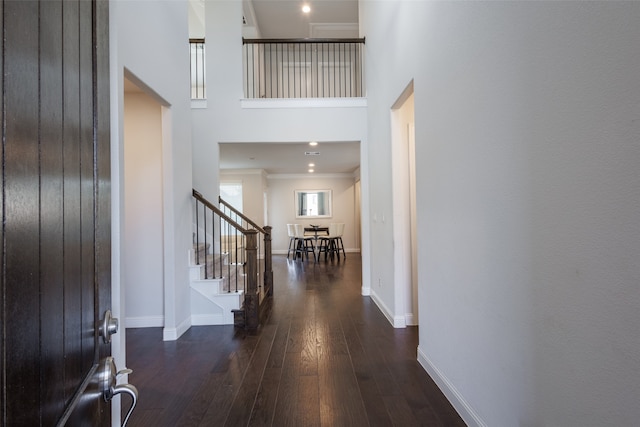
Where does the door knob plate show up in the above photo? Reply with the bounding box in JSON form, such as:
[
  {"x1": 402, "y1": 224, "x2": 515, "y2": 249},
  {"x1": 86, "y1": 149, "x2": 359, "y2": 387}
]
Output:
[{"x1": 99, "y1": 356, "x2": 138, "y2": 426}]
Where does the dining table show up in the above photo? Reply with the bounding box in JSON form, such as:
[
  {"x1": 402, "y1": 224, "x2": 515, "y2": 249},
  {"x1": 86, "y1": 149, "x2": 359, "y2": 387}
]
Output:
[{"x1": 304, "y1": 225, "x2": 329, "y2": 247}]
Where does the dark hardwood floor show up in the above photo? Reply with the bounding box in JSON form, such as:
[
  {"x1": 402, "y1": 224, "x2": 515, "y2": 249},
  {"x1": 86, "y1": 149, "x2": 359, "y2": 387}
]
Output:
[{"x1": 124, "y1": 254, "x2": 466, "y2": 426}]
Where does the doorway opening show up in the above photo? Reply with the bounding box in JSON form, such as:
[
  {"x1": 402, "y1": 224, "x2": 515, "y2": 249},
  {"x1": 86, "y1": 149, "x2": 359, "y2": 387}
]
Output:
[
  {"x1": 123, "y1": 75, "x2": 166, "y2": 329},
  {"x1": 391, "y1": 81, "x2": 417, "y2": 327}
]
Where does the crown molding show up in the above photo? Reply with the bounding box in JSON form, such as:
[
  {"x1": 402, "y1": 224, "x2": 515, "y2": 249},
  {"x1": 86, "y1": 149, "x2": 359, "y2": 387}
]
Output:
[{"x1": 267, "y1": 172, "x2": 357, "y2": 180}]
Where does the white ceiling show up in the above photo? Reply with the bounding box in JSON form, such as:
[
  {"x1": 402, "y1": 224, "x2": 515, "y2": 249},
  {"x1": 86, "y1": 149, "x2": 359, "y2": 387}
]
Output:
[
  {"x1": 189, "y1": 0, "x2": 359, "y2": 39},
  {"x1": 219, "y1": 141, "x2": 360, "y2": 175},
  {"x1": 246, "y1": 0, "x2": 359, "y2": 39}
]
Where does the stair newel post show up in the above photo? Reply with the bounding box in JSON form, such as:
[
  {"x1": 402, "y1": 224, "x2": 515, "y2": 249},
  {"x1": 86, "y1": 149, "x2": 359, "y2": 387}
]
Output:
[
  {"x1": 263, "y1": 226, "x2": 273, "y2": 297},
  {"x1": 244, "y1": 229, "x2": 259, "y2": 332}
]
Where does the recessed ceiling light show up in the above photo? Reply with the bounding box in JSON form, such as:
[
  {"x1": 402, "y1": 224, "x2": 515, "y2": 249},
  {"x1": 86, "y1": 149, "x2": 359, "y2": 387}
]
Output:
[
  {"x1": 302, "y1": 5, "x2": 311, "y2": 13},
  {"x1": 308, "y1": 168, "x2": 314, "y2": 173},
  {"x1": 308, "y1": 163, "x2": 315, "y2": 167},
  {"x1": 309, "y1": 141, "x2": 318, "y2": 146}
]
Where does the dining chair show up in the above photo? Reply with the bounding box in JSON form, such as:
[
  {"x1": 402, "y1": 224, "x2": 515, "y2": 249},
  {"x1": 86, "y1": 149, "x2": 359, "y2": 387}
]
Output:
[
  {"x1": 293, "y1": 224, "x2": 316, "y2": 261},
  {"x1": 286, "y1": 224, "x2": 297, "y2": 259},
  {"x1": 333, "y1": 222, "x2": 346, "y2": 258},
  {"x1": 318, "y1": 223, "x2": 346, "y2": 260}
]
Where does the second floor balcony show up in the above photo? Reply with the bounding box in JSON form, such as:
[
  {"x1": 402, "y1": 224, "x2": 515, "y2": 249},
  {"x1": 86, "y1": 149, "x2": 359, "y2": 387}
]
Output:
[
  {"x1": 190, "y1": 38, "x2": 365, "y2": 101},
  {"x1": 242, "y1": 38, "x2": 365, "y2": 99}
]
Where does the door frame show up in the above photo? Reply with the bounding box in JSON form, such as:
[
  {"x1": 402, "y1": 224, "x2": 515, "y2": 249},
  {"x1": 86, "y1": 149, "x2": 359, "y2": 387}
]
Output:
[{"x1": 391, "y1": 80, "x2": 418, "y2": 327}]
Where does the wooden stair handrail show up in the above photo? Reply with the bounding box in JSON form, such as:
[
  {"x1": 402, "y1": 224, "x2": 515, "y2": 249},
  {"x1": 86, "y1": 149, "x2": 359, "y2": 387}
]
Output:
[
  {"x1": 193, "y1": 189, "x2": 247, "y2": 234},
  {"x1": 219, "y1": 196, "x2": 266, "y2": 234}
]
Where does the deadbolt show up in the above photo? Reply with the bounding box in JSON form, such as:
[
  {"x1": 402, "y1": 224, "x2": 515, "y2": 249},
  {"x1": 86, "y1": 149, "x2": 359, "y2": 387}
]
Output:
[{"x1": 99, "y1": 310, "x2": 119, "y2": 344}]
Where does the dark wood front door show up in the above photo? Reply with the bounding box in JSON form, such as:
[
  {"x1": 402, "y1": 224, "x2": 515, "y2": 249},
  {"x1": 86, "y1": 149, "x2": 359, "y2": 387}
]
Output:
[{"x1": 1, "y1": 0, "x2": 112, "y2": 425}]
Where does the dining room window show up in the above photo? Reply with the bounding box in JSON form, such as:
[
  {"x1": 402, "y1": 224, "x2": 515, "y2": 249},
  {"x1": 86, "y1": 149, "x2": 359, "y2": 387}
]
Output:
[{"x1": 295, "y1": 189, "x2": 332, "y2": 218}]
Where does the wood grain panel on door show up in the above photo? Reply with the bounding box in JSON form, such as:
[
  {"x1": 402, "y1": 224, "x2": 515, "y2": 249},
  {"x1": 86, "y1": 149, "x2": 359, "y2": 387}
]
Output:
[{"x1": 1, "y1": 1, "x2": 111, "y2": 425}]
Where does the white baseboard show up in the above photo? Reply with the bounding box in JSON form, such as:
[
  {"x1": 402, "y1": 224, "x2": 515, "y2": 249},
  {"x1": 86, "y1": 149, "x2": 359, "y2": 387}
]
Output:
[
  {"x1": 191, "y1": 313, "x2": 228, "y2": 325},
  {"x1": 405, "y1": 313, "x2": 417, "y2": 326},
  {"x1": 393, "y1": 315, "x2": 406, "y2": 328},
  {"x1": 125, "y1": 315, "x2": 164, "y2": 328},
  {"x1": 417, "y1": 346, "x2": 486, "y2": 427},
  {"x1": 369, "y1": 290, "x2": 406, "y2": 328},
  {"x1": 163, "y1": 327, "x2": 178, "y2": 341},
  {"x1": 163, "y1": 316, "x2": 191, "y2": 341}
]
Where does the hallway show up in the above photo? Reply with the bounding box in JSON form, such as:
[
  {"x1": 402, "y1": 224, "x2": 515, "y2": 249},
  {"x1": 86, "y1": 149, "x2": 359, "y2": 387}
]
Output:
[{"x1": 124, "y1": 255, "x2": 465, "y2": 426}]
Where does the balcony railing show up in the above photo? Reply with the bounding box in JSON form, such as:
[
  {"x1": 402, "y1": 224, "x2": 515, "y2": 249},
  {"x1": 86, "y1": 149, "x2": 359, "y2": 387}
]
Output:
[
  {"x1": 242, "y1": 38, "x2": 365, "y2": 99},
  {"x1": 190, "y1": 38, "x2": 206, "y2": 99}
]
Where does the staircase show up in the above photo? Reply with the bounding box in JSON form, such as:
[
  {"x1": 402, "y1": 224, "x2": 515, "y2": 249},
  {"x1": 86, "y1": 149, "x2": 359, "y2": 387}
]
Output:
[
  {"x1": 190, "y1": 189, "x2": 274, "y2": 331},
  {"x1": 189, "y1": 242, "x2": 244, "y2": 326}
]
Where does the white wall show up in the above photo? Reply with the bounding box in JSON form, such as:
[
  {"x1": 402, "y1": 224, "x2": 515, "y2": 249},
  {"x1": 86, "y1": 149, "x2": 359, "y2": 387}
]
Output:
[
  {"x1": 110, "y1": 0, "x2": 193, "y2": 393},
  {"x1": 362, "y1": 1, "x2": 640, "y2": 426},
  {"x1": 123, "y1": 92, "x2": 164, "y2": 327},
  {"x1": 268, "y1": 175, "x2": 360, "y2": 254}
]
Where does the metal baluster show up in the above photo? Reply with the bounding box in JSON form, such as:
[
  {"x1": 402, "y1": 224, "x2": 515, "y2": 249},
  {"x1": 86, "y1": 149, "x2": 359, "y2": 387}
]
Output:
[
  {"x1": 277, "y1": 43, "x2": 281, "y2": 98},
  {"x1": 320, "y1": 43, "x2": 324, "y2": 97},
  {"x1": 345, "y1": 43, "x2": 348, "y2": 97},
  {"x1": 245, "y1": 42, "x2": 249, "y2": 98},
  {"x1": 195, "y1": 199, "x2": 200, "y2": 265},
  {"x1": 217, "y1": 215, "x2": 222, "y2": 280},
  {"x1": 211, "y1": 205, "x2": 216, "y2": 279},
  {"x1": 304, "y1": 43, "x2": 308, "y2": 98},
  {"x1": 258, "y1": 43, "x2": 263, "y2": 98},
  {"x1": 257, "y1": 232, "x2": 262, "y2": 292},
  {"x1": 313, "y1": 42, "x2": 317, "y2": 97},
  {"x1": 269, "y1": 43, "x2": 273, "y2": 98},
  {"x1": 294, "y1": 43, "x2": 298, "y2": 98},
  {"x1": 234, "y1": 231, "x2": 239, "y2": 293},
  {"x1": 339, "y1": 43, "x2": 342, "y2": 97},
  {"x1": 190, "y1": 43, "x2": 194, "y2": 98},
  {"x1": 203, "y1": 203, "x2": 208, "y2": 279},
  {"x1": 227, "y1": 219, "x2": 232, "y2": 293},
  {"x1": 333, "y1": 43, "x2": 336, "y2": 97},
  {"x1": 196, "y1": 43, "x2": 201, "y2": 98},
  {"x1": 244, "y1": 233, "x2": 248, "y2": 293},
  {"x1": 359, "y1": 42, "x2": 362, "y2": 96}
]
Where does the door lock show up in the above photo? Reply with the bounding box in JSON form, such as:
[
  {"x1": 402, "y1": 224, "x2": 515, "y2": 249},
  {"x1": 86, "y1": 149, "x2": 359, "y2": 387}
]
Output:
[
  {"x1": 100, "y1": 357, "x2": 138, "y2": 427},
  {"x1": 99, "y1": 310, "x2": 119, "y2": 344}
]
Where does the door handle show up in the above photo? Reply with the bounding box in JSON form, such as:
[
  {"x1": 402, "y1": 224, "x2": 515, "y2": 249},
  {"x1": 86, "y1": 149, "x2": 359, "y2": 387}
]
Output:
[{"x1": 100, "y1": 356, "x2": 138, "y2": 427}]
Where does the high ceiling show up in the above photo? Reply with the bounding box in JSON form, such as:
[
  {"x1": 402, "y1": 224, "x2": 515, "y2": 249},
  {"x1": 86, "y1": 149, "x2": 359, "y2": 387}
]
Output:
[
  {"x1": 246, "y1": 0, "x2": 359, "y2": 39},
  {"x1": 189, "y1": 0, "x2": 359, "y2": 39},
  {"x1": 188, "y1": 0, "x2": 361, "y2": 175}
]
